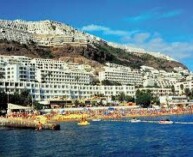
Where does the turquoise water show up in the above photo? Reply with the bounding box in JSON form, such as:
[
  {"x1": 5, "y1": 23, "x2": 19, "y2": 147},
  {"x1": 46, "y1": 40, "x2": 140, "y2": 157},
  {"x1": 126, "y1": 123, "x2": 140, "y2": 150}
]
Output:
[{"x1": 1, "y1": 115, "x2": 193, "y2": 157}]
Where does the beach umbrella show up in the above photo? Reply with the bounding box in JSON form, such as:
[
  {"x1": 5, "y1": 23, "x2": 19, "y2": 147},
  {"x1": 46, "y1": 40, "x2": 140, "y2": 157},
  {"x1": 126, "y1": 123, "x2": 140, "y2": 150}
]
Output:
[
  {"x1": 60, "y1": 109, "x2": 65, "y2": 114},
  {"x1": 108, "y1": 107, "x2": 114, "y2": 110}
]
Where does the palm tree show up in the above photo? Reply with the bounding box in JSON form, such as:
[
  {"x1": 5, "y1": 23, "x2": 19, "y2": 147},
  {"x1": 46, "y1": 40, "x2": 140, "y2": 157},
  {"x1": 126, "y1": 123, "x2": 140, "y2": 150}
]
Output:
[
  {"x1": 171, "y1": 85, "x2": 175, "y2": 95},
  {"x1": 180, "y1": 84, "x2": 184, "y2": 95},
  {"x1": 185, "y1": 88, "x2": 191, "y2": 98}
]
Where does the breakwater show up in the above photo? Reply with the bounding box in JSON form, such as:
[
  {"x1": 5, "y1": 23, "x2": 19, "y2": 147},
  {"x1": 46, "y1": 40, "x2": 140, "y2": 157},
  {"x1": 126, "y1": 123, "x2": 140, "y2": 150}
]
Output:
[{"x1": 0, "y1": 117, "x2": 60, "y2": 130}]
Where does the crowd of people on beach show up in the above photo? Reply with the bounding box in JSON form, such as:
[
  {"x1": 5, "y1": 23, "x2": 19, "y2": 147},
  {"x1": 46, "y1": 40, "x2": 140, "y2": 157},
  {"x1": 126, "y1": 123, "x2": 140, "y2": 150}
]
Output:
[
  {"x1": 42, "y1": 105, "x2": 193, "y2": 121},
  {"x1": 1, "y1": 105, "x2": 193, "y2": 122},
  {"x1": 6, "y1": 111, "x2": 40, "y2": 119}
]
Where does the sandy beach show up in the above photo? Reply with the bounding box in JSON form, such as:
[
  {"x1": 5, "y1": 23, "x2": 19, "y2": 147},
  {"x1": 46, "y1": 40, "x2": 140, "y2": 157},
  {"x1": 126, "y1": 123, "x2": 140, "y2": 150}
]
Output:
[
  {"x1": 2, "y1": 105, "x2": 193, "y2": 124},
  {"x1": 39, "y1": 106, "x2": 193, "y2": 122}
]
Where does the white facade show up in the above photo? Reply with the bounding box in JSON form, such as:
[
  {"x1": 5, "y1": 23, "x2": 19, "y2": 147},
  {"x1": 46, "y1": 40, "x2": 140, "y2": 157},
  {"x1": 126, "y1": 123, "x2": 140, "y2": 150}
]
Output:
[
  {"x1": 140, "y1": 87, "x2": 174, "y2": 96},
  {"x1": 0, "y1": 81, "x2": 135, "y2": 101},
  {"x1": 99, "y1": 66, "x2": 143, "y2": 86},
  {"x1": 175, "y1": 81, "x2": 193, "y2": 95},
  {"x1": 143, "y1": 78, "x2": 176, "y2": 88},
  {"x1": 35, "y1": 69, "x2": 91, "y2": 84},
  {"x1": 143, "y1": 79, "x2": 155, "y2": 87},
  {"x1": 155, "y1": 79, "x2": 176, "y2": 88},
  {"x1": 159, "y1": 95, "x2": 189, "y2": 107},
  {"x1": 174, "y1": 67, "x2": 189, "y2": 75},
  {"x1": 0, "y1": 55, "x2": 92, "y2": 84},
  {"x1": 30, "y1": 58, "x2": 67, "y2": 70},
  {"x1": 5, "y1": 64, "x2": 35, "y2": 82},
  {"x1": 0, "y1": 55, "x2": 31, "y2": 65},
  {"x1": 0, "y1": 55, "x2": 192, "y2": 102}
]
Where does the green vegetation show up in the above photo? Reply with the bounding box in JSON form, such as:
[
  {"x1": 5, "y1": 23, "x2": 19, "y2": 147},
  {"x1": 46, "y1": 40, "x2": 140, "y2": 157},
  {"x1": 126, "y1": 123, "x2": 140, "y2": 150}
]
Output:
[
  {"x1": 111, "y1": 92, "x2": 134, "y2": 103},
  {"x1": 33, "y1": 101, "x2": 43, "y2": 110},
  {"x1": 135, "y1": 90, "x2": 160, "y2": 107},
  {"x1": 94, "y1": 43, "x2": 143, "y2": 69},
  {"x1": 0, "y1": 89, "x2": 33, "y2": 110},
  {"x1": 101, "y1": 79, "x2": 121, "y2": 85},
  {"x1": 151, "y1": 96, "x2": 160, "y2": 106},
  {"x1": 51, "y1": 24, "x2": 56, "y2": 30},
  {"x1": 184, "y1": 88, "x2": 193, "y2": 99},
  {"x1": 0, "y1": 90, "x2": 7, "y2": 110},
  {"x1": 135, "y1": 90, "x2": 153, "y2": 108},
  {"x1": 74, "y1": 100, "x2": 80, "y2": 107},
  {"x1": 180, "y1": 84, "x2": 184, "y2": 91},
  {"x1": 10, "y1": 89, "x2": 32, "y2": 106},
  {"x1": 94, "y1": 43, "x2": 186, "y2": 71},
  {"x1": 91, "y1": 78, "x2": 100, "y2": 85},
  {"x1": 171, "y1": 85, "x2": 175, "y2": 95},
  {"x1": 37, "y1": 49, "x2": 54, "y2": 59},
  {"x1": 0, "y1": 38, "x2": 186, "y2": 71}
]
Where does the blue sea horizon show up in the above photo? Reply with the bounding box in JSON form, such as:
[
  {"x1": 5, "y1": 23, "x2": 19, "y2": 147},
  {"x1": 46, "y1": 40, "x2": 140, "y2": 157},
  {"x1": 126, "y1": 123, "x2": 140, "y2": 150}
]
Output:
[{"x1": 1, "y1": 114, "x2": 193, "y2": 157}]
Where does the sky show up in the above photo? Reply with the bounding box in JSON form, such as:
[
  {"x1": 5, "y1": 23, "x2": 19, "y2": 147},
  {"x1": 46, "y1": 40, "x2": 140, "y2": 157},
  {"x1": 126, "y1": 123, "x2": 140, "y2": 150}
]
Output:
[{"x1": 0, "y1": 0, "x2": 193, "y2": 71}]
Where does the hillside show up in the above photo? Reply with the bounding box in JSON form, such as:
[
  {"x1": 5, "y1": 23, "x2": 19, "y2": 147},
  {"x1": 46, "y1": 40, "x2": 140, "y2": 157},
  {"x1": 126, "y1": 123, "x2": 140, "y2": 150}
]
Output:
[
  {"x1": 0, "y1": 19, "x2": 188, "y2": 71},
  {"x1": 0, "y1": 19, "x2": 102, "y2": 46},
  {"x1": 0, "y1": 39, "x2": 186, "y2": 72}
]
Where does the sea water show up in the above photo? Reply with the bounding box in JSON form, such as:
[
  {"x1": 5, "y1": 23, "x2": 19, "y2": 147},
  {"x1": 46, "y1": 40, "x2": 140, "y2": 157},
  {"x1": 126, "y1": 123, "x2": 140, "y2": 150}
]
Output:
[{"x1": 1, "y1": 114, "x2": 193, "y2": 157}]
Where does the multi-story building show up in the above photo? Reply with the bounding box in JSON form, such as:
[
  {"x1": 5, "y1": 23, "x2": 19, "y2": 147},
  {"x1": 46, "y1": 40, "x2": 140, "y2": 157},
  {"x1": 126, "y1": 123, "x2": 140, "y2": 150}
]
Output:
[
  {"x1": 99, "y1": 65, "x2": 143, "y2": 86},
  {"x1": 0, "y1": 54, "x2": 191, "y2": 105},
  {"x1": 139, "y1": 87, "x2": 174, "y2": 96},
  {"x1": 0, "y1": 56, "x2": 94, "y2": 85},
  {"x1": 5, "y1": 64, "x2": 35, "y2": 82},
  {"x1": 143, "y1": 78, "x2": 176, "y2": 88},
  {"x1": 155, "y1": 79, "x2": 176, "y2": 88},
  {"x1": 0, "y1": 80, "x2": 135, "y2": 101},
  {"x1": 174, "y1": 67, "x2": 189, "y2": 75},
  {"x1": 175, "y1": 81, "x2": 193, "y2": 95},
  {"x1": 35, "y1": 69, "x2": 91, "y2": 84},
  {"x1": 0, "y1": 65, "x2": 5, "y2": 79},
  {"x1": 0, "y1": 55, "x2": 31, "y2": 65},
  {"x1": 159, "y1": 95, "x2": 191, "y2": 108},
  {"x1": 30, "y1": 58, "x2": 67, "y2": 70}
]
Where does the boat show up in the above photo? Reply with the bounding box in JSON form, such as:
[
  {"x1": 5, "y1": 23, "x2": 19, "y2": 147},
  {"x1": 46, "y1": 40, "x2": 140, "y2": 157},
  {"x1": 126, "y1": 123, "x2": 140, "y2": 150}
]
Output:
[
  {"x1": 77, "y1": 120, "x2": 90, "y2": 126},
  {"x1": 130, "y1": 118, "x2": 141, "y2": 123},
  {"x1": 78, "y1": 114, "x2": 90, "y2": 126},
  {"x1": 92, "y1": 118, "x2": 101, "y2": 122},
  {"x1": 159, "y1": 119, "x2": 173, "y2": 124}
]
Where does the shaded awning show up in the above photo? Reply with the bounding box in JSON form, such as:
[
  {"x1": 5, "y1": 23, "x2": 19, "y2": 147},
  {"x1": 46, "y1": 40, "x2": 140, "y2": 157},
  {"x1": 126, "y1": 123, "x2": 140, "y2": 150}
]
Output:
[{"x1": 7, "y1": 103, "x2": 32, "y2": 110}]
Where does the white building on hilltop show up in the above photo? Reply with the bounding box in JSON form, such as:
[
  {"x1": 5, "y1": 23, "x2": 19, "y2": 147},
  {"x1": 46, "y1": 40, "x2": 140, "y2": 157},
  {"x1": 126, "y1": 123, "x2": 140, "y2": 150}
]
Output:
[{"x1": 30, "y1": 58, "x2": 67, "y2": 70}]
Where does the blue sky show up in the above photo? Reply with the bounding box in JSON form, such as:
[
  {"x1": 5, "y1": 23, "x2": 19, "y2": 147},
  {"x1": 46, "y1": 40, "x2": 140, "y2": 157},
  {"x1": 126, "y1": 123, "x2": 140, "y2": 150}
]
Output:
[{"x1": 0, "y1": 0, "x2": 193, "y2": 71}]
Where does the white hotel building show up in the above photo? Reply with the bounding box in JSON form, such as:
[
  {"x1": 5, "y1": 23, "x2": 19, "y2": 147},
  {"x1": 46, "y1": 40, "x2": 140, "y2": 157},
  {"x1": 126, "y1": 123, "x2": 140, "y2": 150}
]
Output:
[
  {"x1": 99, "y1": 63, "x2": 143, "y2": 86},
  {"x1": 30, "y1": 58, "x2": 66, "y2": 70},
  {"x1": 140, "y1": 87, "x2": 174, "y2": 96},
  {"x1": 0, "y1": 55, "x2": 136, "y2": 101},
  {"x1": 175, "y1": 80, "x2": 193, "y2": 95},
  {"x1": 5, "y1": 64, "x2": 35, "y2": 82},
  {"x1": 0, "y1": 81, "x2": 135, "y2": 101},
  {"x1": 35, "y1": 69, "x2": 91, "y2": 85},
  {"x1": 0, "y1": 55, "x2": 92, "y2": 84},
  {"x1": 0, "y1": 55, "x2": 189, "y2": 103}
]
